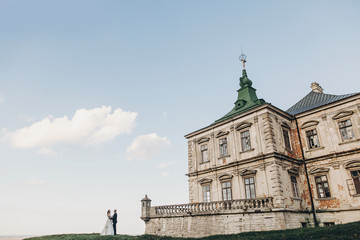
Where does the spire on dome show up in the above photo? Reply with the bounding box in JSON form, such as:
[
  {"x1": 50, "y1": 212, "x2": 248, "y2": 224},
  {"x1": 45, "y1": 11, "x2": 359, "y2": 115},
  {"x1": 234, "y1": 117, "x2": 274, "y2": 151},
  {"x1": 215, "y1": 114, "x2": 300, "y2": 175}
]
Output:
[
  {"x1": 239, "y1": 54, "x2": 252, "y2": 87},
  {"x1": 214, "y1": 54, "x2": 265, "y2": 123},
  {"x1": 239, "y1": 53, "x2": 247, "y2": 69}
]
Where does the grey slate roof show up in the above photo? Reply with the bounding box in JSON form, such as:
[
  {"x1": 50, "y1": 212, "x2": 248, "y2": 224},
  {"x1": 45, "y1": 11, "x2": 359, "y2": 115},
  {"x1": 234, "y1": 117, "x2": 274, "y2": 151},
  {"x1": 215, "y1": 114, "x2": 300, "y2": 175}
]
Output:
[{"x1": 286, "y1": 91, "x2": 359, "y2": 115}]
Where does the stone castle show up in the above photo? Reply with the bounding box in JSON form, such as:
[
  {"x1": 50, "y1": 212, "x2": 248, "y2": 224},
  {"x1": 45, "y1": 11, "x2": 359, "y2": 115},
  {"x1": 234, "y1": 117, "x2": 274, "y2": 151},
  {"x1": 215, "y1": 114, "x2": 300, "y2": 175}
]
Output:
[{"x1": 140, "y1": 57, "x2": 360, "y2": 237}]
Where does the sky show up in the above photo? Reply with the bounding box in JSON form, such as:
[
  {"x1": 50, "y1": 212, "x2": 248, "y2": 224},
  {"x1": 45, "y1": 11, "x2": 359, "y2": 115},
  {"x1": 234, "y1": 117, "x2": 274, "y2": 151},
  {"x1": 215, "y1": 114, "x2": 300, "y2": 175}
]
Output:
[{"x1": 1, "y1": 0, "x2": 360, "y2": 236}]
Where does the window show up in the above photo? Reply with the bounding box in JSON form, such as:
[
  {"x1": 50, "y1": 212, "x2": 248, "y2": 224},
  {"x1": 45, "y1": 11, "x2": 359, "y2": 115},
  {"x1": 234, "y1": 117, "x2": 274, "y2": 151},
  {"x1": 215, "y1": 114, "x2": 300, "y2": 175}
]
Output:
[
  {"x1": 244, "y1": 177, "x2": 256, "y2": 199},
  {"x1": 283, "y1": 128, "x2": 291, "y2": 150},
  {"x1": 324, "y1": 222, "x2": 335, "y2": 226},
  {"x1": 339, "y1": 119, "x2": 355, "y2": 141},
  {"x1": 315, "y1": 175, "x2": 331, "y2": 198},
  {"x1": 291, "y1": 175, "x2": 300, "y2": 198},
  {"x1": 200, "y1": 144, "x2": 209, "y2": 163},
  {"x1": 301, "y1": 222, "x2": 307, "y2": 228},
  {"x1": 219, "y1": 138, "x2": 228, "y2": 157},
  {"x1": 306, "y1": 129, "x2": 320, "y2": 149},
  {"x1": 241, "y1": 130, "x2": 251, "y2": 152},
  {"x1": 222, "y1": 181, "x2": 232, "y2": 201},
  {"x1": 351, "y1": 170, "x2": 360, "y2": 194},
  {"x1": 202, "y1": 185, "x2": 211, "y2": 202}
]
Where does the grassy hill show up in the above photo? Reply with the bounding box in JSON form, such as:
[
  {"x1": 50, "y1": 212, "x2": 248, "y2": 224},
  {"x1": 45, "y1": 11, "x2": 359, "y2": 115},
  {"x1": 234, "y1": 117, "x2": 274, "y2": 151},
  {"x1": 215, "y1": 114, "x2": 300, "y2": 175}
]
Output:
[{"x1": 25, "y1": 221, "x2": 360, "y2": 240}]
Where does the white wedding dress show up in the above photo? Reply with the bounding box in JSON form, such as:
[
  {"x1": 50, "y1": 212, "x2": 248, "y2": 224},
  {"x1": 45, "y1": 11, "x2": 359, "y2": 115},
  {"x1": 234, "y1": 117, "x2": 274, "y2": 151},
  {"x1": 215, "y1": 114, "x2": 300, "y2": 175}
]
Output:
[{"x1": 100, "y1": 213, "x2": 114, "y2": 235}]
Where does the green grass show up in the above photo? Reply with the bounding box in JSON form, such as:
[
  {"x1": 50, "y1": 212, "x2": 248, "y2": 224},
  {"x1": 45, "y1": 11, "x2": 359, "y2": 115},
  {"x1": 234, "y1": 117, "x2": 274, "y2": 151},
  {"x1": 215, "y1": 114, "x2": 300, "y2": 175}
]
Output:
[{"x1": 25, "y1": 221, "x2": 360, "y2": 240}]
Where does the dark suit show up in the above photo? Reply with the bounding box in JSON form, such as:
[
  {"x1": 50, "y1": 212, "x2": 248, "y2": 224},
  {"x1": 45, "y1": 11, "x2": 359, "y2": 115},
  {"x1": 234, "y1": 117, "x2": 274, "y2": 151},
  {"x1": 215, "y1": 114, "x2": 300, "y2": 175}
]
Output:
[{"x1": 112, "y1": 212, "x2": 117, "y2": 235}]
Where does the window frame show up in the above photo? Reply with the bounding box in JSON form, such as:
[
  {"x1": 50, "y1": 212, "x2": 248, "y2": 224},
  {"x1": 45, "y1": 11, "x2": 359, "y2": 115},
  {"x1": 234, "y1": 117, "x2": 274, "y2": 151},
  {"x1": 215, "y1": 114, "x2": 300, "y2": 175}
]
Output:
[
  {"x1": 202, "y1": 184, "x2": 211, "y2": 203},
  {"x1": 221, "y1": 181, "x2": 232, "y2": 201},
  {"x1": 315, "y1": 174, "x2": 331, "y2": 199},
  {"x1": 338, "y1": 118, "x2": 355, "y2": 142},
  {"x1": 200, "y1": 144, "x2": 209, "y2": 163},
  {"x1": 282, "y1": 127, "x2": 292, "y2": 151},
  {"x1": 290, "y1": 175, "x2": 300, "y2": 198},
  {"x1": 350, "y1": 170, "x2": 360, "y2": 195},
  {"x1": 240, "y1": 130, "x2": 252, "y2": 152},
  {"x1": 244, "y1": 176, "x2": 256, "y2": 199},
  {"x1": 219, "y1": 138, "x2": 228, "y2": 158},
  {"x1": 305, "y1": 128, "x2": 321, "y2": 150}
]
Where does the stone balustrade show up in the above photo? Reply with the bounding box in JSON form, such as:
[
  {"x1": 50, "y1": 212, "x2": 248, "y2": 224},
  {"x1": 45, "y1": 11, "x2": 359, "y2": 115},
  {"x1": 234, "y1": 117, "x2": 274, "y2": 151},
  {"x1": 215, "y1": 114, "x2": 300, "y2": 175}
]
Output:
[{"x1": 152, "y1": 197, "x2": 273, "y2": 217}]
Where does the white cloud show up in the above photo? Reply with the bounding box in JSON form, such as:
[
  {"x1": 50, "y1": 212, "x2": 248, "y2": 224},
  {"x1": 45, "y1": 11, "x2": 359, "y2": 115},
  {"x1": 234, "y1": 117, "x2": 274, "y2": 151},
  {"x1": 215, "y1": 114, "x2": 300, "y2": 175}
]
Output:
[
  {"x1": 37, "y1": 148, "x2": 58, "y2": 157},
  {"x1": 161, "y1": 171, "x2": 170, "y2": 177},
  {"x1": 156, "y1": 162, "x2": 175, "y2": 169},
  {"x1": 126, "y1": 133, "x2": 170, "y2": 161},
  {"x1": 162, "y1": 112, "x2": 167, "y2": 118},
  {"x1": 3, "y1": 106, "x2": 137, "y2": 149},
  {"x1": 26, "y1": 178, "x2": 44, "y2": 185},
  {"x1": 0, "y1": 97, "x2": 3, "y2": 103}
]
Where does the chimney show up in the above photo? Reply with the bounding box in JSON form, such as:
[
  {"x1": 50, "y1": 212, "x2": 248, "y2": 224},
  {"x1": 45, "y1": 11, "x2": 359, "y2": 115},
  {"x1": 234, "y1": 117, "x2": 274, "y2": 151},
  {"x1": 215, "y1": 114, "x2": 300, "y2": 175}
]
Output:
[{"x1": 311, "y1": 82, "x2": 324, "y2": 93}]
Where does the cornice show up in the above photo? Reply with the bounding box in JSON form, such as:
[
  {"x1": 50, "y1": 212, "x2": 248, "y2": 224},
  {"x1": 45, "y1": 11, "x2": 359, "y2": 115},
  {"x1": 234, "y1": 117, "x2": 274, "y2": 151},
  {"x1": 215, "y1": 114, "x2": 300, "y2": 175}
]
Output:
[
  {"x1": 186, "y1": 152, "x2": 301, "y2": 177},
  {"x1": 184, "y1": 103, "x2": 293, "y2": 139},
  {"x1": 305, "y1": 148, "x2": 360, "y2": 163}
]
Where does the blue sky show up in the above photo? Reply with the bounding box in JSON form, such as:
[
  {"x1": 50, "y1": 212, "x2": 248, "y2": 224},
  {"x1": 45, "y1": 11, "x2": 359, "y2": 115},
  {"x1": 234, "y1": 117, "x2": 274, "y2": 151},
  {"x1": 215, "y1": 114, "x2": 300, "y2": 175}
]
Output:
[{"x1": 1, "y1": 0, "x2": 359, "y2": 236}]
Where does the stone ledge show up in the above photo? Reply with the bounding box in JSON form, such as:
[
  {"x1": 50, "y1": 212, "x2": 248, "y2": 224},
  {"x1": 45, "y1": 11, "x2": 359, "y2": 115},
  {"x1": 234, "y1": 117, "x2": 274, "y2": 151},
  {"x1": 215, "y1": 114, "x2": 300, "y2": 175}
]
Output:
[
  {"x1": 305, "y1": 146, "x2": 325, "y2": 153},
  {"x1": 339, "y1": 138, "x2": 360, "y2": 145},
  {"x1": 218, "y1": 155, "x2": 231, "y2": 160}
]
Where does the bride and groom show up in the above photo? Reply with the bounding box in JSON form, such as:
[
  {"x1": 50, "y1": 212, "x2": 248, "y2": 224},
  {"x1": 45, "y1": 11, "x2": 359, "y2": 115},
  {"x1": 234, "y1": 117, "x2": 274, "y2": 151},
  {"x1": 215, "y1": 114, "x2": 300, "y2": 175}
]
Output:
[{"x1": 100, "y1": 209, "x2": 117, "y2": 235}]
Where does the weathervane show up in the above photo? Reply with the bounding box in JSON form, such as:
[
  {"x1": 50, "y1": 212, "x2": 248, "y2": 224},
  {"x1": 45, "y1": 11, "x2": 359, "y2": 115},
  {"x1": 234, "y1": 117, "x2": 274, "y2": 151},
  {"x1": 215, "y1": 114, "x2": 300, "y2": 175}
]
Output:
[{"x1": 239, "y1": 53, "x2": 247, "y2": 69}]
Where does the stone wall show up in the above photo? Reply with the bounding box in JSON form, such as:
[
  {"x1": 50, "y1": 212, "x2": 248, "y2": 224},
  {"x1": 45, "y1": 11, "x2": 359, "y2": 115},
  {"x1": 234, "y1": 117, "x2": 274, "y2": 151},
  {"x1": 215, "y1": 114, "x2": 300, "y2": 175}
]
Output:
[
  {"x1": 144, "y1": 210, "x2": 310, "y2": 238},
  {"x1": 316, "y1": 210, "x2": 360, "y2": 226}
]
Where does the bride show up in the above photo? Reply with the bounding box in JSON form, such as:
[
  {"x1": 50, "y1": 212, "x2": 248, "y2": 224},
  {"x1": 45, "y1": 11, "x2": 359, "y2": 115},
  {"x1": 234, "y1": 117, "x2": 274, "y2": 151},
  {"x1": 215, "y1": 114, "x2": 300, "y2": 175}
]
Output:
[{"x1": 100, "y1": 210, "x2": 114, "y2": 235}]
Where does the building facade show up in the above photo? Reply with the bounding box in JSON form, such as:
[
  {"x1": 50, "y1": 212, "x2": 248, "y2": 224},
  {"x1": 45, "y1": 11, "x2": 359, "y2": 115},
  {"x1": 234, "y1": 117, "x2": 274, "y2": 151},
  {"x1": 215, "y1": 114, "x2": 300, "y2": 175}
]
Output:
[{"x1": 141, "y1": 62, "x2": 360, "y2": 238}]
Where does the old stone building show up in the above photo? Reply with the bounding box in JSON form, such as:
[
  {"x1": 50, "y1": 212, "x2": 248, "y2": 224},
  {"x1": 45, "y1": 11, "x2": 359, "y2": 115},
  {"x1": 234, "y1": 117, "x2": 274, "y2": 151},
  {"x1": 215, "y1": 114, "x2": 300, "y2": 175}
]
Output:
[{"x1": 141, "y1": 57, "x2": 360, "y2": 237}]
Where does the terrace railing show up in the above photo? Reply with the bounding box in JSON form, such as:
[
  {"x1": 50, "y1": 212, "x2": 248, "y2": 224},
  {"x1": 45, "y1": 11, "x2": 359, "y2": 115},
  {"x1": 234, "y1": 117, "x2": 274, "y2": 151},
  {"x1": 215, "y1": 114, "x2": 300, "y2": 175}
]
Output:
[{"x1": 152, "y1": 197, "x2": 273, "y2": 217}]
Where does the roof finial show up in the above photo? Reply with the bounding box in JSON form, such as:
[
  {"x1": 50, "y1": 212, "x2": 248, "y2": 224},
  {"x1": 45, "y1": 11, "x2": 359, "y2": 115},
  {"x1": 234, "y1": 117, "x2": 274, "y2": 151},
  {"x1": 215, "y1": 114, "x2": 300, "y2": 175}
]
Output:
[{"x1": 239, "y1": 53, "x2": 247, "y2": 69}]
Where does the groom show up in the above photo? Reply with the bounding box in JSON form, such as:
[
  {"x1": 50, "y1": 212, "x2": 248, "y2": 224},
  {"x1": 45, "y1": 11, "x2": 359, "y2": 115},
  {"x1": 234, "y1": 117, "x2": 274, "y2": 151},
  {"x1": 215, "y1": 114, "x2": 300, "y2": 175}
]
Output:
[{"x1": 112, "y1": 209, "x2": 118, "y2": 235}]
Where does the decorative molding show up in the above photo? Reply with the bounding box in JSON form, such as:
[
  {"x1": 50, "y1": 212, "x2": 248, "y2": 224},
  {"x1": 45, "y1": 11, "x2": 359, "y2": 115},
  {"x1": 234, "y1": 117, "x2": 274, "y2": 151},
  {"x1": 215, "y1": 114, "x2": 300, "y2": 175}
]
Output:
[
  {"x1": 230, "y1": 126, "x2": 235, "y2": 131},
  {"x1": 280, "y1": 122, "x2": 291, "y2": 129},
  {"x1": 218, "y1": 174, "x2": 233, "y2": 181},
  {"x1": 344, "y1": 160, "x2": 360, "y2": 170},
  {"x1": 262, "y1": 112, "x2": 277, "y2": 152},
  {"x1": 309, "y1": 167, "x2": 330, "y2": 175},
  {"x1": 332, "y1": 163, "x2": 340, "y2": 170},
  {"x1": 321, "y1": 115, "x2": 327, "y2": 121},
  {"x1": 254, "y1": 116, "x2": 258, "y2": 123},
  {"x1": 239, "y1": 169, "x2": 257, "y2": 176},
  {"x1": 332, "y1": 111, "x2": 354, "y2": 120},
  {"x1": 288, "y1": 167, "x2": 299, "y2": 175},
  {"x1": 259, "y1": 164, "x2": 266, "y2": 171},
  {"x1": 275, "y1": 116, "x2": 279, "y2": 123},
  {"x1": 216, "y1": 131, "x2": 230, "y2": 138},
  {"x1": 235, "y1": 122, "x2": 252, "y2": 131},
  {"x1": 301, "y1": 120, "x2": 319, "y2": 129},
  {"x1": 198, "y1": 178, "x2": 213, "y2": 184},
  {"x1": 197, "y1": 137, "x2": 210, "y2": 144}
]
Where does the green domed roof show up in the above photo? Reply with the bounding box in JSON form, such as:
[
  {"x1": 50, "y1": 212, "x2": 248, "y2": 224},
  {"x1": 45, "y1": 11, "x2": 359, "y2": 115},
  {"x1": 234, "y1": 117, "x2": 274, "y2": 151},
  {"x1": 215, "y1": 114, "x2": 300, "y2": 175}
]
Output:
[{"x1": 215, "y1": 68, "x2": 265, "y2": 123}]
